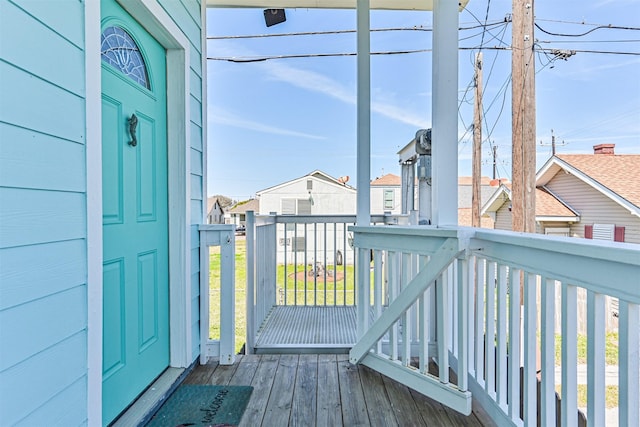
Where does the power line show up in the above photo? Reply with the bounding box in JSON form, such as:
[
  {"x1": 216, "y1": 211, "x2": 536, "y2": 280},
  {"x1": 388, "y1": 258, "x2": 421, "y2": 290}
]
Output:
[
  {"x1": 207, "y1": 46, "x2": 640, "y2": 63},
  {"x1": 206, "y1": 21, "x2": 508, "y2": 40},
  {"x1": 534, "y1": 22, "x2": 640, "y2": 37}
]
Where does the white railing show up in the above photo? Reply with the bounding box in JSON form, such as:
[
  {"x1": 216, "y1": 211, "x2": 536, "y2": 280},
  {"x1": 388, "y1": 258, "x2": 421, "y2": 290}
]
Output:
[
  {"x1": 350, "y1": 226, "x2": 640, "y2": 426},
  {"x1": 245, "y1": 211, "x2": 408, "y2": 350},
  {"x1": 199, "y1": 224, "x2": 236, "y2": 365}
]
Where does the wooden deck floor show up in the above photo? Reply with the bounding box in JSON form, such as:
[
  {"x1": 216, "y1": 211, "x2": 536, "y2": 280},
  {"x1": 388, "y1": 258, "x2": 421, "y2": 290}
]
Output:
[{"x1": 183, "y1": 354, "x2": 496, "y2": 427}]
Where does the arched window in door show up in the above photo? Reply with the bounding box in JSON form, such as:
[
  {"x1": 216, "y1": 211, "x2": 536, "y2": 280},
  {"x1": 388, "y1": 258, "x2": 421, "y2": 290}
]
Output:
[{"x1": 101, "y1": 26, "x2": 150, "y2": 89}]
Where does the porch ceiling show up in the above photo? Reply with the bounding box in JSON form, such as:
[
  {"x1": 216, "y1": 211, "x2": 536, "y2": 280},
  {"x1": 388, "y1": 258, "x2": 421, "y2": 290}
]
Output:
[{"x1": 206, "y1": 0, "x2": 469, "y2": 11}]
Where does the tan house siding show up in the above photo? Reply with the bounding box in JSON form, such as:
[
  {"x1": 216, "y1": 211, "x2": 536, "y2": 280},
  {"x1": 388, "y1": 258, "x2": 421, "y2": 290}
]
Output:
[
  {"x1": 494, "y1": 202, "x2": 512, "y2": 230},
  {"x1": 546, "y1": 171, "x2": 640, "y2": 243}
]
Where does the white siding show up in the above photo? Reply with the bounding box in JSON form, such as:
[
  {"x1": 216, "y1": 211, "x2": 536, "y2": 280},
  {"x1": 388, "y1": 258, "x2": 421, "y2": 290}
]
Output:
[
  {"x1": 494, "y1": 201, "x2": 513, "y2": 231},
  {"x1": 259, "y1": 177, "x2": 357, "y2": 215},
  {"x1": 0, "y1": 1, "x2": 88, "y2": 424},
  {"x1": 547, "y1": 171, "x2": 640, "y2": 243},
  {"x1": 370, "y1": 186, "x2": 402, "y2": 214}
]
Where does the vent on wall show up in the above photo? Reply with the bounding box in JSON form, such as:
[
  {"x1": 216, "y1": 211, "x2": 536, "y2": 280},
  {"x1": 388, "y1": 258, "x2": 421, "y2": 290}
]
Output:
[{"x1": 593, "y1": 223, "x2": 615, "y2": 241}]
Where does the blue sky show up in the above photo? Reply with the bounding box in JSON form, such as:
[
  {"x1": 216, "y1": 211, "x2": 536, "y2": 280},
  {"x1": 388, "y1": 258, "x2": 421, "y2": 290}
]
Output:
[{"x1": 205, "y1": 0, "x2": 640, "y2": 201}]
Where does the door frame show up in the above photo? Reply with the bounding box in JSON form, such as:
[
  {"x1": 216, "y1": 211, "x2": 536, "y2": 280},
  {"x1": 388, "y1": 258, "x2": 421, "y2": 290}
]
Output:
[{"x1": 85, "y1": 1, "x2": 203, "y2": 424}]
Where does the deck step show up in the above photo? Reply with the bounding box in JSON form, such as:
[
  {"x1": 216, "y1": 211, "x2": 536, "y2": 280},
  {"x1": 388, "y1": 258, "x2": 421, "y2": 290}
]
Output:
[{"x1": 254, "y1": 306, "x2": 357, "y2": 353}]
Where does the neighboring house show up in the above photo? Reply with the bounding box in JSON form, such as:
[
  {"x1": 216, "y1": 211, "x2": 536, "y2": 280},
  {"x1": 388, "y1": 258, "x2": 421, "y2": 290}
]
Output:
[
  {"x1": 228, "y1": 199, "x2": 260, "y2": 227},
  {"x1": 0, "y1": 2, "x2": 206, "y2": 425},
  {"x1": 482, "y1": 184, "x2": 580, "y2": 234},
  {"x1": 257, "y1": 170, "x2": 357, "y2": 215},
  {"x1": 371, "y1": 173, "x2": 403, "y2": 214},
  {"x1": 256, "y1": 171, "x2": 357, "y2": 265},
  {"x1": 207, "y1": 197, "x2": 225, "y2": 224},
  {"x1": 482, "y1": 144, "x2": 640, "y2": 243}
]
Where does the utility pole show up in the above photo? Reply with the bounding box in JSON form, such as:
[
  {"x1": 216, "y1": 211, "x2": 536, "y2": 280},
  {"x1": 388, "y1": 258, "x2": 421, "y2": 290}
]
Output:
[
  {"x1": 492, "y1": 145, "x2": 498, "y2": 180},
  {"x1": 540, "y1": 129, "x2": 565, "y2": 156},
  {"x1": 511, "y1": 0, "x2": 536, "y2": 234},
  {"x1": 472, "y1": 52, "x2": 483, "y2": 228}
]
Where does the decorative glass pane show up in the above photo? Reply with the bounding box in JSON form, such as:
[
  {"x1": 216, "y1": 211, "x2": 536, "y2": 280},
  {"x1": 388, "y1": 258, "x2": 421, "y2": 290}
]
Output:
[{"x1": 101, "y1": 26, "x2": 149, "y2": 89}]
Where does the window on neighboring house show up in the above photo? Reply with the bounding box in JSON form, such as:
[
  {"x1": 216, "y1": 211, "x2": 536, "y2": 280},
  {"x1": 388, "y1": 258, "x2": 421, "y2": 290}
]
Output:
[
  {"x1": 307, "y1": 179, "x2": 313, "y2": 190},
  {"x1": 292, "y1": 236, "x2": 306, "y2": 252},
  {"x1": 584, "y1": 224, "x2": 625, "y2": 242},
  {"x1": 298, "y1": 199, "x2": 312, "y2": 215},
  {"x1": 282, "y1": 198, "x2": 312, "y2": 215},
  {"x1": 544, "y1": 227, "x2": 570, "y2": 237},
  {"x1": 282, "y1": 199, "x2": 296, "y2": 215},
  {"x1": 383, "y1": 189, "x2": 394, "y2": 210}
]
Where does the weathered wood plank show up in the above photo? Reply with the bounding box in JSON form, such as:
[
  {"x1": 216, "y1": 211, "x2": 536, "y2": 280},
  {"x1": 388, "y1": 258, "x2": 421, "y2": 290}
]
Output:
[
  {"x1": 183, "y1": 360, "x2": 217, "y2": 384},
  {"x1": 317, "y1": 354, "x2": 343, "y2": 427},
  {"x1": 290, "y1": 354, "x2": 318, "y2": 427},
  {"x1": 359, "y1": 365, "x2": 398, "y2": 426},
  {"x1": 409, "y1": 388, "x2": 457, "y2": 427},
  {"x1": 183, "y1": 354, "x2": 493, "y2": 427},
  {"x1": 381, "y1": 374, "x2": 427, "y2": 426},
  {"x1": 208, "y1": 355, "x2": 241, "y2": 385},
  {"x1": 239, "y1": 354, "x2": 280, "y2": 427},
  {"x1": 262, "y1": 354, "x2": 299, "y2": 426},
  {"x1": 229, "y1": 354, "x2": 260, "y2": 386},
  {"x1": 337, "y1": 354, "x2": 369, "y2": 426}
]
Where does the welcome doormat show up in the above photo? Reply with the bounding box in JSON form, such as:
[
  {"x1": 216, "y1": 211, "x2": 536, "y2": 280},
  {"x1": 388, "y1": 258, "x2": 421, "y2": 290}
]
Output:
[{"x1": 146, "y1": 385, "x2": 253, "y2": 427}]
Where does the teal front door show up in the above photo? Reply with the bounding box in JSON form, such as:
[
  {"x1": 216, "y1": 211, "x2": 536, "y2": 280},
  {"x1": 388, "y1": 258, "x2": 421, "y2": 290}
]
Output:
[{"x1": 100, "y1": 1, "x2": 169, "y2": 424}]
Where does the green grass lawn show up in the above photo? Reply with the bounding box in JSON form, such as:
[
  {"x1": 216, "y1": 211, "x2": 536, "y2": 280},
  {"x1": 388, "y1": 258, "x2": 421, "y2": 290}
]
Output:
[
  {"x1": 555, "y1": 332, "x2": 619, "y2": 365},
  {"x1": 208, "y1": 238, "x2": 357, "y2": 353}
]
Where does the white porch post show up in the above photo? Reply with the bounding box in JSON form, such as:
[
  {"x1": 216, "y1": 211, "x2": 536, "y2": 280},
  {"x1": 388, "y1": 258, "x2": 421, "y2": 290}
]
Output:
[
  {"x1": 356, "y1": 0, "x2": 371, "y2": 226},
  {"x1": 431, "y1": 0, "x2": 459, "y2": 226}
]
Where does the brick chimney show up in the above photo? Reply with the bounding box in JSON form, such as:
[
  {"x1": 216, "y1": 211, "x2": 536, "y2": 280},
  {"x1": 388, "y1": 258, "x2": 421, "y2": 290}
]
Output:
[{"x1": 593, "y1": 143, "x2": 615, "y2": 155}]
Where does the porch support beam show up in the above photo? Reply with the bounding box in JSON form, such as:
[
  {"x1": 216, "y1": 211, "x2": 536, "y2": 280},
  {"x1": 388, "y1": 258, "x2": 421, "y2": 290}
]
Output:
[
  {"x1": 431, "y1": 0, "x2": 459, "y2": 226},
  {"x1": 356, "y1": 0, "x2": 371, "y2": 226}
]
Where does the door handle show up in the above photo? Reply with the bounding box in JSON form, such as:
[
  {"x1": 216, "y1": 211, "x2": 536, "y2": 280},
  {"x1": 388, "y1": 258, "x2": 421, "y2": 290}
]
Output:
[{"x1": 128, "y1": 114, "x2": 138, "y2": 147}]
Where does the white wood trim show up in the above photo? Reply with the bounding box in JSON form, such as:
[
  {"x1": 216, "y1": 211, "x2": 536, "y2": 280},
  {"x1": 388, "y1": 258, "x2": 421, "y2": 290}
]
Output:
[
  {"x1": 85, "y1": 2, "x2": 103, "y2": 425},
  {"x1": 87, "y1": 1, "x2": 195, "y2": 424},
  {"x1": 201, "y1": 0, "x2": 209, "y2": 224}
]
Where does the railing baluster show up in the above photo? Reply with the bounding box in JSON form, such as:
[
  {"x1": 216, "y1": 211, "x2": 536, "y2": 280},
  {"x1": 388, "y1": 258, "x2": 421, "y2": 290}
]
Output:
[
  {"x1": 356, "y1": 246, "x2": 371, "y2": 340},
  {"x1": 561, "y1": 283, "x2": 578, "y2": 427},
  {"x1": 457, "y1": 257, "x2": 469, "y2": 392},
  {"x1": 437, "y1": 270, "x2": 450, "y2": 384},
  {"x1": 486, "y1": 261, "x2": 496, "y2": 398},
  {"x1": 294, "y1": 224, "x2": 298, "y2": 306},
  {"x1": 619, "y1": 301, "x2": 640, "y2": 427},
  {"x1": 323, "y1": 223, "x2": 327, "y2": 303},
  {"x1": 496, "y1": 264, "x2": 508, "y2": 409},
  {"x1": 540, "y1": 277, "x2": 556, "y2": 426},
  {"x1": 343, "y1": 224, "x2": 347, "y2": 305},
  {"x1": 419, "y1": 255, "x2": 429, "y2": 374},
  {"x1": 450, "y1": 263, "x2": 457, "y2": 356},
  {"x1": 586, "y1": 290, "x2": 605, "y2": 427},
  {"x1": 389, "y1": 251, "x2": 399, "y2": 361},
  {"x1": 467, "y1": 256, "x2": 476, "y2": 379},
  {"x1": 304, "y1": 223, "x2": 308, "y2": 305},
  {"x1": 508, "y1": 268, "x2": 521, "y2": 423},
  {"x1": 333, "y1": 223, "x2": 337, "y2": 306},
  {"x1": 402, "y1": 252, "x2": 411, "y2": 366},
  {"x1": 523, "y1": 272, "x2": 537, "y2": 427},
  {"x1": 283, "y1": 223, "x2": 288, "y2": 305},
  {"x1": 373, "y1": 249, "x2": 383, "y2": 354},
  {"x1": 475, "y1": 258, "x2": 486, "y2": 386}
]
